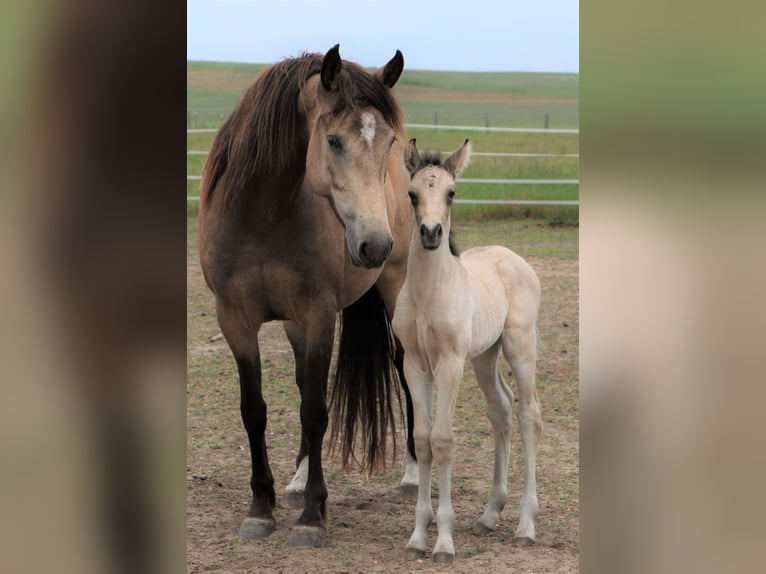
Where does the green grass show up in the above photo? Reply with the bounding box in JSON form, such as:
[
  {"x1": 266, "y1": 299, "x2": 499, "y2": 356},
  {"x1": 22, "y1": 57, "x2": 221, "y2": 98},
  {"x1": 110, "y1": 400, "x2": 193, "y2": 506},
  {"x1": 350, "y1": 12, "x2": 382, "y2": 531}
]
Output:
[
  {"x1": 187, "y1": 61, "x2": 578, "y2": 221},
  {"x1": 397, "y1": 70, "x2": 579, "y2": 98}
]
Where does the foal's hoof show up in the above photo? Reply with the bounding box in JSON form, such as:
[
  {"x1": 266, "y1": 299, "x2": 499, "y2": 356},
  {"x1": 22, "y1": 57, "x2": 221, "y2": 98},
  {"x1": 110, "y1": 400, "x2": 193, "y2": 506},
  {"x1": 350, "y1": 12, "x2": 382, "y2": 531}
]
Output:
[
  {"x1": 287, "y1": 525, "x2": 327, "y2": 548},
  {"x1": 471, "y1": 521, "x2": 494, "y2": 536},
  {"x1": 237, "y1": 517, "x2": 275, "y2": 540},
  {"x1": 514, "y1": 536, "x2": 535, "y2": 547},
  {"x1": 433, "y1": 551, "x2": 455, "y2": 565},
  {"x1": 405, "y1": 547, "x2": 426, "y2": 561},
  {"x1": 398, "y1": 483, "x2": 418, "y2": 500},
  {"x1": 281, "y1": 490, "x2": 305, "y2": 509}
]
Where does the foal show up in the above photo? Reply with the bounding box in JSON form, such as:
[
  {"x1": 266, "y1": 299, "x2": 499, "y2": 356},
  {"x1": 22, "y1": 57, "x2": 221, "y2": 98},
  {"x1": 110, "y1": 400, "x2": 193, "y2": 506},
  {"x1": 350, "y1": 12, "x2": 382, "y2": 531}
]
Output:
[{"x1": 392, "y1": 139, "x2": 543, "y2": 563}]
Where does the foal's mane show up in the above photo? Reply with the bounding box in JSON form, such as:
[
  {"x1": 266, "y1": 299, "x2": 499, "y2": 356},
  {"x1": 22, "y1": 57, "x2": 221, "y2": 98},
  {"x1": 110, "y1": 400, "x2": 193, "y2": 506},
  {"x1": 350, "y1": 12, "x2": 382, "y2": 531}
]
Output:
[{"x1": 201, "y1": 52, "x2": 404, "y2": 205}]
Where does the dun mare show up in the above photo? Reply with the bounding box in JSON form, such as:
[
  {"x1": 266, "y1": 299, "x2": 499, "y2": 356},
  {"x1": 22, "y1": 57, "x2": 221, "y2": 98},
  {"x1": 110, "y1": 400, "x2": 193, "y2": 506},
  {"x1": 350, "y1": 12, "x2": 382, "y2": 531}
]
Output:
[
  {"x1": 392, "y1": 139, "x2": 544, "y2": 563},
  {"x1": 198, "y1": 45, "x2": 417, "y2": 548}
]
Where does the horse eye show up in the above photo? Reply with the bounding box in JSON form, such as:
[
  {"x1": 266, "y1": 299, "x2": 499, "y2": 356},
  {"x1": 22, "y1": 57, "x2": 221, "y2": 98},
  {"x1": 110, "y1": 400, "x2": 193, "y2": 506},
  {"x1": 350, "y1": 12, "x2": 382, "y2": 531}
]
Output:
[
  {"x1": 448, "y1": 190, "x2": 456, "y2": 199},
  {"x1": 327, "y1": 135, "x2": 343, "y2": 150},
  {"x1": 407, "y1": 191, "x2": 418, "y2": 205}
]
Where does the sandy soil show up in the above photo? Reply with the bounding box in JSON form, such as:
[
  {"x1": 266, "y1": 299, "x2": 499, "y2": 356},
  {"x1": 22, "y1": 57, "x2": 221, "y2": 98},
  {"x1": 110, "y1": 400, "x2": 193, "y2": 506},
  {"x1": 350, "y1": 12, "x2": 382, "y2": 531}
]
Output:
[{"x1": 187, "y1": 218, "x2": 579, "y2": 573}]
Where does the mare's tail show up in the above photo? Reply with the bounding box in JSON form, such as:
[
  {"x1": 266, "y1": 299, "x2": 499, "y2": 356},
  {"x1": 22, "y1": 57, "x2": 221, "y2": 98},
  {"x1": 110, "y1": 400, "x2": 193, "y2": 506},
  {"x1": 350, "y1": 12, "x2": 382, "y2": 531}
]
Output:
[{"x1": 329, "y1": 286, "x2": 402, "y2": 472}]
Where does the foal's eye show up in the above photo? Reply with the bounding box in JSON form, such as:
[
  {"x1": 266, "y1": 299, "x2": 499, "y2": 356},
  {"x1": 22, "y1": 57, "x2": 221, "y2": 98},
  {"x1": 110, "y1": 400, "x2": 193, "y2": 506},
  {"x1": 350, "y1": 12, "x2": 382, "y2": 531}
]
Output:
[
  {"x1": 448, "y1": 190, "x2": 456, "y2": 199},
  {"x1": 327, "y1": 135, "x2": 343, "y2": 151},
  {"x1": 407, "y1": 191, "x2": 418, "y2": 205}
]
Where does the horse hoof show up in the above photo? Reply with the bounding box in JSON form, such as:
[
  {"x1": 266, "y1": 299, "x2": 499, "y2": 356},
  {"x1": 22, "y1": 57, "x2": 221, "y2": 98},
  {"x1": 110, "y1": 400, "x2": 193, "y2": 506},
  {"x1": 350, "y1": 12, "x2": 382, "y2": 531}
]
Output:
[
  {"x1": 514, "y1": 536, "x2": 535, "y2": 547},
  {"x1": 398, "y1": 483, "x2": 418, "y2": 500},
  {"x1": 287, "y1": 525, "x2": 327, "y2": 548},
  {"x1": 238, "y1": 517, "x2": 275, "y2": 540},
  {"x1": 433, "y1": 551, "x2": 455, "y2": 565},
  {"x1": 405, "y1": 547, "x2": 426, "y2": 561},
  {"x1": 281, "y1": 490, "x2": 305, "y2": 509},
  {"x1": 472, "y1": 521, "x2": 494, "y2": 536}
]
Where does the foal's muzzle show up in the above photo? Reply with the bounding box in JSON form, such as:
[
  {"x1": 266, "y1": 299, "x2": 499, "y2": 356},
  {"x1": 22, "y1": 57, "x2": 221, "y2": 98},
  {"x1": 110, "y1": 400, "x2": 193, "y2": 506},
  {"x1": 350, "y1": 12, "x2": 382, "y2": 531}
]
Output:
[{"x1": 420, "y1": 223, "x2": 443, "y2": 250}]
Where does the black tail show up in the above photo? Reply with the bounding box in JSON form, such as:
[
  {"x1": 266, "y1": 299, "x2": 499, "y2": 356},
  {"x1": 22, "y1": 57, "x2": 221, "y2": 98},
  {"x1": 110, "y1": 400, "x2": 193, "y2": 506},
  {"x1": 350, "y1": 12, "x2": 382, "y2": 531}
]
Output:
[{"x1": 329, "y1": 286, "x2": 402, "y2": 472}]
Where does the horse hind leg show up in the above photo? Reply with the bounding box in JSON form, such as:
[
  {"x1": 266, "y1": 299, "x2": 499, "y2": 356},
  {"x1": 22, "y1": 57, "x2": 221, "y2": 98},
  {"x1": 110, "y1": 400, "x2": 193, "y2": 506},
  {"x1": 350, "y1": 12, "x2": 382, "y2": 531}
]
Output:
[
  {"x1": 281, "y1": 321, "x2": 308, "y2": 509},
  {"x1": 471, "y1": 343, "x2": 513, "y2": 536},
  {"x1": 502, "y1": 326, "x2": 543, "y2": 546},
  {"x1": 395, "y1": 338, "x2": 419, "y2": 499}
]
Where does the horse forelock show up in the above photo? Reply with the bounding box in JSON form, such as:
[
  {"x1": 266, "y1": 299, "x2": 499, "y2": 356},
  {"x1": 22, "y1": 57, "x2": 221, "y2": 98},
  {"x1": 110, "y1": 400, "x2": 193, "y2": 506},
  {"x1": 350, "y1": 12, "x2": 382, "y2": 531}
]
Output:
[{"x1": 328, "y1": 61, "x2": 403, "y2": 134}]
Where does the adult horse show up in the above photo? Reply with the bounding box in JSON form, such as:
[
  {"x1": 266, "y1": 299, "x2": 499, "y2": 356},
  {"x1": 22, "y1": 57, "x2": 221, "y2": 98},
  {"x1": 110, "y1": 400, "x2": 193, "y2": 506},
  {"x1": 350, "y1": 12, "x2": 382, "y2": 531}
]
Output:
[{"x1": 198, "y1": 45, "x2": 416, "y2": 548}]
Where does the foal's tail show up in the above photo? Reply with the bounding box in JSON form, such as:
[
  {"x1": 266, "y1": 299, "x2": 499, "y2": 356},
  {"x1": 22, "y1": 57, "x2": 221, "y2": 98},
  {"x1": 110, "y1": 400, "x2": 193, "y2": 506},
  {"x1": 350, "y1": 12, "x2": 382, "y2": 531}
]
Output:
[{"x1": 329, "y1": 286, "x2": 402, "y2": 472}]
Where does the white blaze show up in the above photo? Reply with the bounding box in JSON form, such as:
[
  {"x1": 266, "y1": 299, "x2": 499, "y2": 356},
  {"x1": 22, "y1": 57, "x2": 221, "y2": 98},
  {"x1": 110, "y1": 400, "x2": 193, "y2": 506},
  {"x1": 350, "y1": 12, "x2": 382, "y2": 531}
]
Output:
[{"x1": 360, "y1": 112, "x2": 376, "y2": 146}]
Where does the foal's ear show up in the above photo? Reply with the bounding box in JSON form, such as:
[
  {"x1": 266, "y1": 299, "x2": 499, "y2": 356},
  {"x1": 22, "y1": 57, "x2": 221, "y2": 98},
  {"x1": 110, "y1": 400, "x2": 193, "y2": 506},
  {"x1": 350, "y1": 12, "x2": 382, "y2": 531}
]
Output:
[
  {"x1": 444, "y1": 139, "x2": 472, "y2": 177},
  {"x1": 404, "y1": 138, "x2": 421, "y2": 174},
  {"x1": 321, "y1": 44, "x2": 343, "y2": 91},
  {"x1": 376, "y1": 49, "x2": 404, "y2": 89}
]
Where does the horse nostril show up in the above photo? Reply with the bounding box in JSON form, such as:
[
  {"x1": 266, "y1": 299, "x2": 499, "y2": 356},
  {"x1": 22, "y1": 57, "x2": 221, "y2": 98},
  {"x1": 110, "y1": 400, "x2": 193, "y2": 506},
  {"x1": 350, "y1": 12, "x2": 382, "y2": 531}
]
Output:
[
  {"x1": 420, "y1": 224, "x2": 427, "y2": 237},
  {"x1": 434, "y1": 223, "x2": 442, "y2": 237},
  {"x1": 359, "y1": 241, "x2": 368, "y2": 260}
]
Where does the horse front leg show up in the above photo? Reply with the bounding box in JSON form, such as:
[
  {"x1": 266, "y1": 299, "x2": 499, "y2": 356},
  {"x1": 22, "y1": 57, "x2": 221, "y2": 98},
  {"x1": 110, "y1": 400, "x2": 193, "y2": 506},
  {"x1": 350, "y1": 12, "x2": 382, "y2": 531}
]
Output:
[
  {"x1": 234, "y1": 346, "x2": 277, "y2": 540},
  {"x1": 430, "y1": 356, "x2": 465, "y2": 565},
  {"x1": 404, "y1": 356, "x2": 434, "y2": 561},
  {"x1": 286, "y1": 312, "x2": 335, "y2": 548}
]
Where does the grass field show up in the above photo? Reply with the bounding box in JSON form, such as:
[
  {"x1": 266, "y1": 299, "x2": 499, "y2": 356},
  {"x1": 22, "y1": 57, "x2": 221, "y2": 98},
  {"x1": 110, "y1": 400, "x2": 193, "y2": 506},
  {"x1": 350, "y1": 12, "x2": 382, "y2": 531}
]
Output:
[{"x1": 187, "y1": 61, "x2": 579, "y2": 223}]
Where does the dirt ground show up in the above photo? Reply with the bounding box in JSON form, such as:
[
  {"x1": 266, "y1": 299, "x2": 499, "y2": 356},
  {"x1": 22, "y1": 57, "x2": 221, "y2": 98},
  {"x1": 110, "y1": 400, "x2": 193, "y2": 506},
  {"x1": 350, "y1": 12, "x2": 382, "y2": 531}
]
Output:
[{"x1": 187, "y1": 217, "x2": 579, "y2": 573}]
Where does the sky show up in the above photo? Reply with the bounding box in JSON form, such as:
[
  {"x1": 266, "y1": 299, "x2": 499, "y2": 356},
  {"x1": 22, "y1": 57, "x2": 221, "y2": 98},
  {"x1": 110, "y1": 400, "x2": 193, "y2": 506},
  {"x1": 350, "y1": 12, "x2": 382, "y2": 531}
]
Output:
[{"x1": 187, "y1": 0, "x2": 578, "y2": 73}]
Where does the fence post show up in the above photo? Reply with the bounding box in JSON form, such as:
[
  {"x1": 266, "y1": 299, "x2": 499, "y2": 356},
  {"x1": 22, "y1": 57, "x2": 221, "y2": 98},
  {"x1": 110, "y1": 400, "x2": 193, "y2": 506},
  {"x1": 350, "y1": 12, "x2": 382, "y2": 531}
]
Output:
[
  {"x1": 433, "y1": 112, "x2": 439, "y2": 129},
  {"x1": 187, "y1": 110, "x2": 191, "y2": 129},
  {"x1": 545, "y1": 113, "x2": 549, "y2": 129},
  {"x1": 485, "y1": 113, "x2": 490, "y2": 130}
]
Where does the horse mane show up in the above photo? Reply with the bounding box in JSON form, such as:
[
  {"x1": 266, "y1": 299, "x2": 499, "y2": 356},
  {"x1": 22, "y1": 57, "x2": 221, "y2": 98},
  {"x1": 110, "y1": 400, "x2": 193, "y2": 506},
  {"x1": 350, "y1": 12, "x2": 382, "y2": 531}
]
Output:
[
  {"x1": 201, "y1": 52, "x2": 404, "y2": 206},
  {"x1": 412, "y1": 152, "x2": 460, "y2": 257}
]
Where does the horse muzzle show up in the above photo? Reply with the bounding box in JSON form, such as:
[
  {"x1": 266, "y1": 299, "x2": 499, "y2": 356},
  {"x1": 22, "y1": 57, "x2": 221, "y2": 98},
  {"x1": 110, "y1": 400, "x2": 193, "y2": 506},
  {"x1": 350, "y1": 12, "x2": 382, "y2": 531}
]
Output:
[
  {"x1": 348, "y1": 232, "x2": 394, "y2": 268},
  {"x1": 419, "y1": 222, "x2": 443, "y2": 251}
]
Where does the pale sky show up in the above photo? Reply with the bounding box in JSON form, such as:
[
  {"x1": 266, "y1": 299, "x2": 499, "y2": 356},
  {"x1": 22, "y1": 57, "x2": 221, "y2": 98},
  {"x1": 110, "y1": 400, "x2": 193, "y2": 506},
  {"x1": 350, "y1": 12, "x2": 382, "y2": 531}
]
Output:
[{"x1": 187, "y1": 0, "x2": 579, "y2": 72}]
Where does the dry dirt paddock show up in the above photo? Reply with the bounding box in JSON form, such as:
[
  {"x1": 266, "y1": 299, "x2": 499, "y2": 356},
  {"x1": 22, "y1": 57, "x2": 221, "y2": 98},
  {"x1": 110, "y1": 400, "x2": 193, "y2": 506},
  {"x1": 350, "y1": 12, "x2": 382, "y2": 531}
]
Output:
[{"x1": 187, "y1": 216, "x2": 579, "y2": 573}]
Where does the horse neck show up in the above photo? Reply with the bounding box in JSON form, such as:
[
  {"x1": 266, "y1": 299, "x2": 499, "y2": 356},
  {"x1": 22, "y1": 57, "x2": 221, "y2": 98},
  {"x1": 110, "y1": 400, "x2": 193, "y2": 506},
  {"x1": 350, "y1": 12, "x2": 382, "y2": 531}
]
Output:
[{"x1": 406, "y1": 225, "x2": 460, "y2": 302}]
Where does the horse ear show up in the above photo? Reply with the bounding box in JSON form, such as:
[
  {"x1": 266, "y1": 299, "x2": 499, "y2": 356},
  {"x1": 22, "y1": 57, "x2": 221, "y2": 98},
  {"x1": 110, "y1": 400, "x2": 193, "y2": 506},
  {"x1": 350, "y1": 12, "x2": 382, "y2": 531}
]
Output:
[
  {"x1": 444, "y1": 139, "x2": 472, "y2": 177},
  {"x1": 376, "y1": 50, "x2": 404, "y2": 89},
  {"x1": 321, "y1": 44, "x2": 342, "y2": 91},
  {"x1": 404, "y1": 138, "x2": 421, "y2": 174}
]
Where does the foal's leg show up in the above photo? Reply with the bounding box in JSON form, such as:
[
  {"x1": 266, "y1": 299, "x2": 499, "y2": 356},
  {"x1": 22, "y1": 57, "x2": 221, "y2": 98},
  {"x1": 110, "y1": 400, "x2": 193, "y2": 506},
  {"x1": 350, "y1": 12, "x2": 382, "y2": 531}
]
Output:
[
  {"x1": 502, "y1": 326, "x2": 543, "y2": 546},
  {"x1": 430, "y1": 356, "x2": 465, "y2": 564},
  {"x1": 394, "y1": 338, "x2": 419, "y2": 499},
  {"x1": 217, "y1": 305, "x2": 276, "y2": 540},
  {"x1": 471, "y1": 343, "x2": 514, "y2": 535},
  {"x1": 287, "y1": 309, "x2": 335, "y2": 548},
  {"x1": 404, "y1": 357, "x2": 434, "y2": 560},
  {"x1": 282, "y1": 321, "x2": 309, "y2": 509}
]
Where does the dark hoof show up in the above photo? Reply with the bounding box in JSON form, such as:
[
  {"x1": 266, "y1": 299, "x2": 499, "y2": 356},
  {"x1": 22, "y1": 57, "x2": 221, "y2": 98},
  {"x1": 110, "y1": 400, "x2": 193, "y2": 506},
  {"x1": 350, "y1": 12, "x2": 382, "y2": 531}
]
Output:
[
  {"x1": 514, "y1": 536, "x2": 535, "y2": 547},
  {"x1": 405, "y1": 547, "x2": 426, "y2": 561},
  {"x1": 287, "y1": 525, "x2": 327, "y2": 548},
  {"x1": 433, "y1": 551, "x2": 455, "y2": 565},
  {"x1": 237, "y1": 517, "x2": 275, "y2": 540},
  {"x1": 398, "y1": 483, "x2": 418, "y2": 500},
  {"x1": 281, "y1": 490, "x2": 305, "y2": 509},
  {"x1": 472, "y1": 521, "x2": 494, "y2": 536}
]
